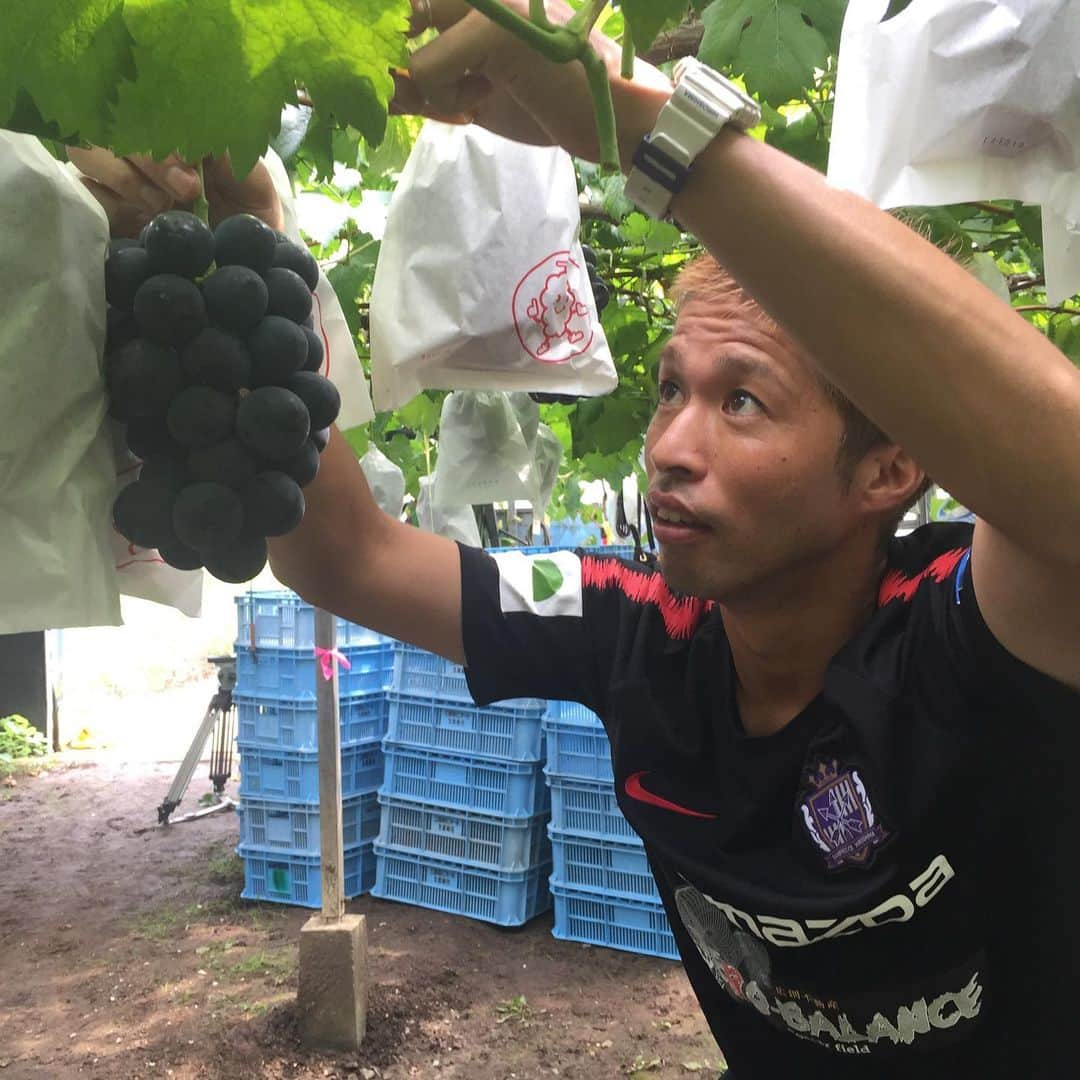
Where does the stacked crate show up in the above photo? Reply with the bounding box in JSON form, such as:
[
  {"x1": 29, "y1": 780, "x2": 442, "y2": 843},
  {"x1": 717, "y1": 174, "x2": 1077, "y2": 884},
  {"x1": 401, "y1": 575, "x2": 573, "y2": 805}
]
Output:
[
  {"x1": 545, "y1": 701, "x2": 679, "y2": 960},
  {"x1": 233, "y1": 591, "x2": 393, "y2": 908},
  {"x1": 373, "y1": 641, "x2": 553, "y2": 926}
]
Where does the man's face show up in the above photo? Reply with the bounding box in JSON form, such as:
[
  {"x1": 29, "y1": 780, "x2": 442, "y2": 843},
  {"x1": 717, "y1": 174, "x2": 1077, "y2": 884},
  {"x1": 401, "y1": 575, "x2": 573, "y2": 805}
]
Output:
[{"x1": 644, "y1": 297, "x2": 862, "y2": 602}]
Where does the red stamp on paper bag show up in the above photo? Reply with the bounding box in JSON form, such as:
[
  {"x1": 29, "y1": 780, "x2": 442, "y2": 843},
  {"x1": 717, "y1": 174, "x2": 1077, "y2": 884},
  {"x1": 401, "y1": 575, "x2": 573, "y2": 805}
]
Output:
[{"x1": 512, "y1": 250, "x2": 594, "y2": 364}]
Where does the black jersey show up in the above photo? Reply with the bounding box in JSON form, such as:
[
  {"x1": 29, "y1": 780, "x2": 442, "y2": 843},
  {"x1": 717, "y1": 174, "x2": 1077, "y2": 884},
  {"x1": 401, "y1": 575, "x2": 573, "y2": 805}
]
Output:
[{"x1": 458, "y1": 524, "x2": 1079, "y2": 1079}]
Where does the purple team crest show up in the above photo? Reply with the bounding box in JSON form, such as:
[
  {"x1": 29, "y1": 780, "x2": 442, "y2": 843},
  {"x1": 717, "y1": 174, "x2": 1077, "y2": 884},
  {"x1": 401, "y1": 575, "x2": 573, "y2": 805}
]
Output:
[{"x1": 800, "y1": 760, "x2": 889, "y2": 871}]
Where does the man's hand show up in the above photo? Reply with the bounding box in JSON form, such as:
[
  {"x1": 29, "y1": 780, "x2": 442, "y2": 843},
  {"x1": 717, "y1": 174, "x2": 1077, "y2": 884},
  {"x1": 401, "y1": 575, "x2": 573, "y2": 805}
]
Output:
[
  {"x1": 396, "y1": 0, "x2": 670, "y2": 167},
  {"x1": 68, "y1": 147, "x2": 284, "y2": 238}
]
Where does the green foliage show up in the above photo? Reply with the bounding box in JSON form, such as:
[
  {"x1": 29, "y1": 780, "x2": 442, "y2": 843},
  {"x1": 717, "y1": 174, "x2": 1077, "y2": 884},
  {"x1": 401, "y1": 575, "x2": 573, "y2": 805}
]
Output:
[
  {"x1": 6, "y1": 0, "x2": 410, "y2": 176},
  {"x1": 0, "y1": 715, "x2": 47, "y2": 762}
]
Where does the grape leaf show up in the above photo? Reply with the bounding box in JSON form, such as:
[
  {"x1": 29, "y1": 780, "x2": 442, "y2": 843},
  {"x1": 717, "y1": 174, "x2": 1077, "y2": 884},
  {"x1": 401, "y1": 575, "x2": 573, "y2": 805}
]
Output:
[
  {"x1": 619, "y1": 0, "x2": 691, "y2": 53},
  {"x1": 1, "y1": 2, "x2": 133, "y2": 144},
  {"x1": 109, "y1": 0, "x2": 409, "y2": 175},
  {"x1": 699, "y1": 0, "x2": 847, "y2": 107}
]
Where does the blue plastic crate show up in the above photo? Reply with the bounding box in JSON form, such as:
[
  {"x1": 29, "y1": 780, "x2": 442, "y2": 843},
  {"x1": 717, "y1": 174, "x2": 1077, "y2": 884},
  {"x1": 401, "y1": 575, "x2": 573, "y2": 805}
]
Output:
[
  {"x1": 551, "y1": 882, "x2": 678, "y2": 961},
  {"x1": 238, "y1": 791, "x2": 381, "y2": 854},
  {"x1": 235, "y1": 591, "x2": 388, "y2": 650},
  {"x1": 236, "y1": 643, "x2": 393, "y2": 700},
  {"x1": 386, "y1": 693, "x2": 545, "y2": 762},
  {"x1": 547, "y1": 772, "x2": 640, "y2": 843},
  {"x1": 543, "y1": 717, "x2": 612, "y2": 782},
  {"x1": 372, "y1": 845, "x2": 552, "y2": 926},
  {"x1": 239, "y1": 840, "x2": 376, "y2": 907},
  {"x1": 238, "y1": 740, "x2": 384, "y2": 803},
  {"x1": 377, "y1": 794, "x2": 550, "y2": 872},
  {"x1": 236, "y1": 692, "x2": 389, "y2": 751},
  {"x1": 545, "y1": 700, "x2": 602, "y2": 725},
  {"x1": 391, "y1": 643, "x2": 544, "y2": 710},
  {"x1": 381, "y1": 742, "x2": 549, "y2": 818},
  {"x1": 486, "y1": 544, "x2": 636, "y2": 559},
  {"x1": 549, "y1": 829, "x2": 659, "y2": 903}
]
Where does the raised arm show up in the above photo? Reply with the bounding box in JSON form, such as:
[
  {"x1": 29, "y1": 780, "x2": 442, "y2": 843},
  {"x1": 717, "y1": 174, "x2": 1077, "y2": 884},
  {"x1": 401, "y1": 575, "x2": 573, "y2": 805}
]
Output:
[{"x1": 403, "y1": 0, "x2": 1080, "y2": 689}]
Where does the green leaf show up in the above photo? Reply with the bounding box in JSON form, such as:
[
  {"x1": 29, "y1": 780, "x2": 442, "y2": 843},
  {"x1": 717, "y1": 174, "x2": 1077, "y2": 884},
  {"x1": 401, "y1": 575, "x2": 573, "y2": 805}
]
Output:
[
  {"x1": 699, "y1": 0, "x2": 847, "y2": 107},
  {"x1": 531, "y1": 559, "x2": 565, "y2": 603},
  {"x1": 397, "y1": 393, "x2": 442, "y2": 437},
  {"x1": 107, "y1": 0, "x2": 409, "y2": 176},
  {"x1": 571, "y1": 394, "x2": 651, "y2": 458},
  {"x1": 2, "y1": 2, "x2": 133, "y2": 144},
  {"x1": 619, "y1": 0, "x2": 690, "y2": 53}
]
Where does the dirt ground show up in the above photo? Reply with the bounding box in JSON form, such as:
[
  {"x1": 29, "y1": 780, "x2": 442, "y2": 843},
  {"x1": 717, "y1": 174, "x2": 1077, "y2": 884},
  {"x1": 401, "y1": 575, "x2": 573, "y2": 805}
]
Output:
[{"x1": 0, "y1": 758, "x2": 725, "y2": 1080}]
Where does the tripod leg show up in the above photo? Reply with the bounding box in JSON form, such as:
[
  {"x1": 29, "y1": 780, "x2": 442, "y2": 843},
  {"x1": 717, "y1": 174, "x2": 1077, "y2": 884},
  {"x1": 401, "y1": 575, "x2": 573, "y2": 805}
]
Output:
[{"x1": 158, "y1": 690, "x2": 229, "y2": 825}]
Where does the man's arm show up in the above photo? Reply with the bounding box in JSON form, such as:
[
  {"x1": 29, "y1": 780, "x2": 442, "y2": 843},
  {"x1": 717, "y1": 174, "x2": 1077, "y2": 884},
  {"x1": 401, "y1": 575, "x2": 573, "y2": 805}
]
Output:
[
  {"x1": 266, "y1": 429, "x2": 466, "y2": 664},
  {"x1": 406, "y1": 0, "x2": 1080, "y2": 690}
]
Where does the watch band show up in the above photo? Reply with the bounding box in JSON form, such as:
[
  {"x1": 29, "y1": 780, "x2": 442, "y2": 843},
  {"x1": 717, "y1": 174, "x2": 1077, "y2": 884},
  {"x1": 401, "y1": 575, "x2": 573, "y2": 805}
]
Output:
[{"x1": 624, "y1": 58, "x2": 761, "y2": 220}]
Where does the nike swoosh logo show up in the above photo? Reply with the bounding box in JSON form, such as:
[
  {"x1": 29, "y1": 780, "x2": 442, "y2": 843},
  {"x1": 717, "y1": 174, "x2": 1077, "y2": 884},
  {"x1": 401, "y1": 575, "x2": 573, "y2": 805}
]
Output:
[{"x1": 624, "y1": 771, "x2": 719, "y2": 820}]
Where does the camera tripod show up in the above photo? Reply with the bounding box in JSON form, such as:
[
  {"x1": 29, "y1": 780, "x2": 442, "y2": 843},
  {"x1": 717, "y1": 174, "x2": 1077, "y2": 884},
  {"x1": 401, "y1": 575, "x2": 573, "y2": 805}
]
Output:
[{"x1": 155, "y1": 655, "x2": 238, "y2": 826}]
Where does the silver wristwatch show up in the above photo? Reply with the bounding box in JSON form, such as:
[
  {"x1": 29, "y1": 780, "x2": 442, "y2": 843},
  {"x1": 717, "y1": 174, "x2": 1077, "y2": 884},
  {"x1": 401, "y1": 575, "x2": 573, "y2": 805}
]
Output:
[{"x1": 624, "y1": 58, "x2": 761, "y2": 221}]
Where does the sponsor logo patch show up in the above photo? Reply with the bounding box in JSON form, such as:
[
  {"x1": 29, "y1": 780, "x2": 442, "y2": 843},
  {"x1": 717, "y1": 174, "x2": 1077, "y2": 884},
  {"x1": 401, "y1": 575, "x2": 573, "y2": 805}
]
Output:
[{"x1": 800, "y1": 759, "x2": 890, "y2": 871}]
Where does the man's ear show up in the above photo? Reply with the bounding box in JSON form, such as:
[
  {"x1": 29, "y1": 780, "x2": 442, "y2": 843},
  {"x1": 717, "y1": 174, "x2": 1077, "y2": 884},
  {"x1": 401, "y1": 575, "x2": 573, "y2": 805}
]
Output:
[{"x1": 853, "y1": 444, "x2": 925, "y2": 517}]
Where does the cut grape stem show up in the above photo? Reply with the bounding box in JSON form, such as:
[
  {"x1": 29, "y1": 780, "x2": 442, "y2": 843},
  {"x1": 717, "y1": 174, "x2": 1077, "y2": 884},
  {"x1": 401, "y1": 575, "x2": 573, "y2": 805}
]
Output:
[{"x1": 191, "y1": 160, "x2": 210, "y2": 227}]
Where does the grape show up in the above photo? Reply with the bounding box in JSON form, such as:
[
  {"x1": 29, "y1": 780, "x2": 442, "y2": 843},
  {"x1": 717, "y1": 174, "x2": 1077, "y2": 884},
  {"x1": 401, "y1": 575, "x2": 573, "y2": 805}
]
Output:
[
  {"x1": 242, "y1": 472, "x2": 305, "y2": 536},
  {"x1": 167, "y1": 386, "x2": 236, "y2": 448},
  {"x1": 203, "y1": 533, "x2": 268, "y2": 583},
  {"x1": 311, "y1": 427, "x2": 330, "y2": 453},
  {"x1": 105, "y1": 339, "x2": 183, "y2": 420},
  {"x1": 214, "y1": 214, "x2": 277, "y2": 276},
  {"x1": 112, "y1": 481, "x2": 176, "y2": 549},
  {"x1": 137, "y1": 223, "x2": 150, "y2": 246},
  {"x1": 188, "y1": 437, "x2": 258, "y2": 490},
  {"x1": 581, "y1": 244, "x2": 597, "y2": 269},
  {"x1": 133, "y1": 274, "x2": 207, "y2": 346},
  {"x1": 158, "y1": 539, "x2": 204, "y2": 571},
  {"x1": 104, "y1": 246, "x2": 152, "y2": 311},
  {"x1": 589, "y1": 273, "x2": 610, "y2": 313},
  {"x1": 125, "y1": 417, "x2": 184, "y2": 461},
  {"x1": 109, "y1": 238, "x2": 141, "y2": 255},
  {"x1": 172, "y1": 482, "x2": 244, "y2": 551},
  {"x1": 264, "y1": 267, "x2": 313, "y2": 325},
  {"x1": 301, "y1": 325, "x2": 324, "y2": 373},
  {"x1": 201, "y1": 265, "x2": 269, "y2": 335},
  {"x1": 248, "y1": 315, "x2": 307, "y2": 386},
  {"x1": 143, "y1": 211, "x2": 215, "y2": 279},
  {"x1": 272, "y1": 240, "x2": 319, "y2": 291},
  {"x1": 284, "y1": 372, "x2": 340, "y2": 430},
  {"x1": 181, "y1": 327, "x2": 251, "y2": 392},
  {"x1": 236, "y1": 386, "x2": 310, "y2": 460},
  {"x1": 276, "y1": 439, "x2": 319, "y2": 488},
  {"x1": 529, "y1": 392, "x2": 580, "y2": 405},
  {"x1": 105, "y1": 307, "x2": 140, "y2": 355},
  {"x1": 139, "y1": 455, "x2": 189, "y2": 492}
]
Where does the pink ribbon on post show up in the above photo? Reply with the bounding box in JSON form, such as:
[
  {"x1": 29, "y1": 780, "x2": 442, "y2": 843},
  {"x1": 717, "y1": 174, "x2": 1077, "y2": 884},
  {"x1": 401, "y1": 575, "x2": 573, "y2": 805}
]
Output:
[{"x1": 314, "y1": 647, "x2": 352, "y2": 681}]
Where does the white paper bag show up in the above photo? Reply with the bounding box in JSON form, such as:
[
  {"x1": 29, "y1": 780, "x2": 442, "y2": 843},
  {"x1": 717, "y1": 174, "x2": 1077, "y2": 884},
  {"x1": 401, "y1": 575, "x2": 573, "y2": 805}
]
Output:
[
  {"x1": 416, "y1": 475, "x2": 482, "y2": 547},
  {"x1": 0, "y1": 133, "x2": 125, "y2": 633},
  {"x1": 360, "y1": 444, "x2": 406, "y2": 519},
  {"x1": 829, "y1": 0, "x2": 1080, "y2": 302},
  {"x1": 369, "y1": 122, "x2": 618, "y2": 410},
  {"x1": 266, "y1": 150, "x2": 375, "y2": 428},
  {"x1": 530, "y1": 423, "x2": 564, "y2": 520}
]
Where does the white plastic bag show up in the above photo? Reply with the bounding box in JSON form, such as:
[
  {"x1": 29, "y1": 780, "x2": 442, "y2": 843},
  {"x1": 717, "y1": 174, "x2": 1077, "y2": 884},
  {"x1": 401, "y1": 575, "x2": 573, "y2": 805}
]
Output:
[
  {"x1": 530, "y1": 423, "x2": 564, "y2": 520},
  {"x1": 360, "y1": 444, "x2": 406, "y2": 519},
  {"x1": 829, "y1": 0, "x2": 1080, "y2": 302},
  {"x1": 432, "y1": 391, "x2": 536, "y2": 507},
  {"x1": 0, "y1": 133, "x2": 123, "y2": 633},
  {"x1": 369, "y1": 122, "x2": 618, "y2": 410},
  {"x1": 416, "y1": 475, "x2": 482, "y2": 546}
]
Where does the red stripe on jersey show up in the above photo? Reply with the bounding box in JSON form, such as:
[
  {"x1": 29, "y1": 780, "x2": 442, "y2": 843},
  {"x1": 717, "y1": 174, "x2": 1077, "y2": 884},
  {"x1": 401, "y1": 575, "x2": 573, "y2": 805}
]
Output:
[
  {"x1": 581, "y1": 556, "x2": 714, "y2": 640},
  {"x1": 878, "y1": 547, "x2": 969, "y2": 607}
]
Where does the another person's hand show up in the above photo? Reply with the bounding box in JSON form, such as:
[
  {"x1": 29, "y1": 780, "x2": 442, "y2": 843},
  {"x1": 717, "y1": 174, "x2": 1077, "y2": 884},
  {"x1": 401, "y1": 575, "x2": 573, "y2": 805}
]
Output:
[
  {"x1": 396, "y1": 0, "x2": 671, "y2": 166},
  {"x1": 68, "y1": 147, "x2": 284, "y2": 238}
]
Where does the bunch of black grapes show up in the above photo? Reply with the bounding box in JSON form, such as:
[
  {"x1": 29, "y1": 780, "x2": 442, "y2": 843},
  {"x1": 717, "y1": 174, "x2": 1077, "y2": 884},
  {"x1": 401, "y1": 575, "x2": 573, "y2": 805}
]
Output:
[
  {"x1": 530, "y1": 244, "x2": 610, "y2": 406},
  {"x1": 104, "y1": 211, "x2": 340, "y2": 583}
]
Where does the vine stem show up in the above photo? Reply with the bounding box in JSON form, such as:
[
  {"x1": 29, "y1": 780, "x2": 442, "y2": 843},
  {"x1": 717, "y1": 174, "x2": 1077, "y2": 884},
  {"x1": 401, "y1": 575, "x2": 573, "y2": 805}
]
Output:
[
  {"x1": 567, "y1": 0, "x2": 610, "y2": 40},
  {"x1": 621, "y1": 34, "x2": 636, "y2": 80},
  {"x1": 463, "y1": 0, "x2": 581, "y2": 62},
  {"x1": 580, "y1": 46, "x2": 619, "y2": 173},
  {"x1": 192, "y1": 160, "x2": 210, "y2": 225}
]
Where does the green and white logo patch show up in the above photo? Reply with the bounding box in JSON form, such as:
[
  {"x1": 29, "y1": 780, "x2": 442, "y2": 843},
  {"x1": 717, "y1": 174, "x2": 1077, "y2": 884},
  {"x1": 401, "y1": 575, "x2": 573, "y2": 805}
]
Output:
[{"x1": 495, "y1": 550, "x2": 583, "y2": 618}]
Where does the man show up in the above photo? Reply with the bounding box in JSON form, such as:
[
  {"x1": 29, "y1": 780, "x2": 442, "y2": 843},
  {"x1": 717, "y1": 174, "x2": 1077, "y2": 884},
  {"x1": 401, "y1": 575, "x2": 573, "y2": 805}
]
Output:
[{"x1": 79, "y1": 2, "x2": 1079, "y2": 1076}]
